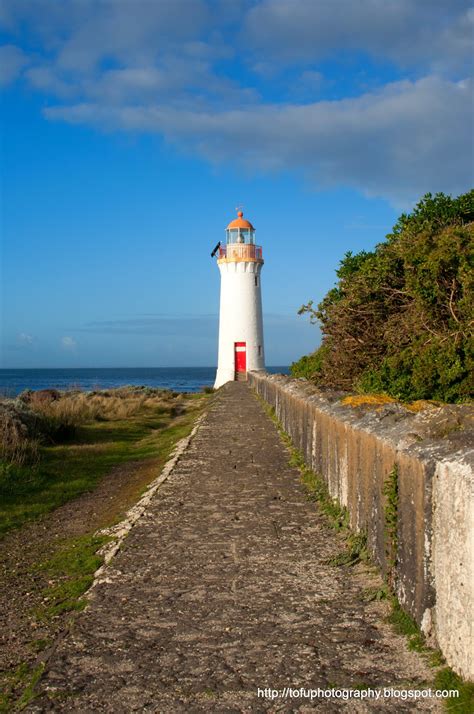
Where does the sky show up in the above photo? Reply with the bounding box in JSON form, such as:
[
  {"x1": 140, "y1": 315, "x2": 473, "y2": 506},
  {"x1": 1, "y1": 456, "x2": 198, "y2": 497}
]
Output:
[{"x1": 0, "y1": 0, "x2": 472, "y2": 368}]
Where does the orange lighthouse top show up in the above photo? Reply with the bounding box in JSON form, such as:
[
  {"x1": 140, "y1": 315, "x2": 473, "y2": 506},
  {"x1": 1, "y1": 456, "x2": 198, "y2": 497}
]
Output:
[
  {"x1": 226, "y1": 210, "x2": 255, "y2": 230},
  {"x1": 219, "y1": 207, "x2": 262, "y2": 264}
]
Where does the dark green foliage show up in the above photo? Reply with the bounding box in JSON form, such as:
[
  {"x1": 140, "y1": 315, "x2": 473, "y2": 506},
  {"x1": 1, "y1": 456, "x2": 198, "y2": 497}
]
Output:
[
  {"x1": 387, "y1": 191, "x2": 474, "y2": 239},
  {"x1": 290, "y1": 344, "x2": 329, "y2": 380},
  {"x1": 387, "y1": 595, "x2": 420, "y2": 638},
  {"x1": 327, "y1": 531, "x2": 368, "y2": 566},
  {"x1": 300, "y1": 466, "x2": 351, "y2": 532},
  {"x1": 387, "y1": 596, "x2": 428, "y2": 654},
  {"x1": 383, "y1": 465, "x2": 399, "y2": 588},
  {"x1": 293, "y1": 190, "x2": 474, "y2": 402},
  {"x1": 434, "y1": 668, "x2": 474, "y2": 712}
]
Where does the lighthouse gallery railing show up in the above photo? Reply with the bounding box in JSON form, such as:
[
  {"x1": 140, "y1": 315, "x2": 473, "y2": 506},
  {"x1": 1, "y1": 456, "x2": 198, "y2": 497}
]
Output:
[{"x1": 218, "y1": 244, "x2": 263, "y2": 261}]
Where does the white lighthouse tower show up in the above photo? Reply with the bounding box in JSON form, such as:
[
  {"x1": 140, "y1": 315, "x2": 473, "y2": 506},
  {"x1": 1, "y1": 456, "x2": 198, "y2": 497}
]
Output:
[{"x1": 214, "y1": 209, "x2": 265, "y2": 389}]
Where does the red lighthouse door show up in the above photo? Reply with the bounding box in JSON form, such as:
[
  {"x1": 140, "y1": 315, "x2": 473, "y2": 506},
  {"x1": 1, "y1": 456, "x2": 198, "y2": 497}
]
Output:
[{"x1": 234, "y1": 342, "x2": 247, "y2": 375}]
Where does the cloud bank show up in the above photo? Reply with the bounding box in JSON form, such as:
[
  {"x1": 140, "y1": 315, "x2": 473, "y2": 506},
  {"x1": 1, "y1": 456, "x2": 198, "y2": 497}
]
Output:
[{"x1": 1, "y1": 0, "x2": 472, "y2": 204}]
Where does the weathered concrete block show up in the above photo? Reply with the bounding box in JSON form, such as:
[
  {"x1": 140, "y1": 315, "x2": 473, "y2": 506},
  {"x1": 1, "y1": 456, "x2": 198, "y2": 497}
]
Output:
[
  {"x1": 248, "y1": 371, "x2": 474, "y2": 680},
  {"x1": 432, "y1": 459, "x2": 473, "y2": 680}
]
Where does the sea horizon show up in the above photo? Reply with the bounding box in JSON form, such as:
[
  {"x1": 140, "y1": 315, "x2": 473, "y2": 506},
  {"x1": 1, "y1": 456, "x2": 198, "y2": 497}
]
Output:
[{"x1": 0, "y1": 366, "x2": 290, "y2": 397}]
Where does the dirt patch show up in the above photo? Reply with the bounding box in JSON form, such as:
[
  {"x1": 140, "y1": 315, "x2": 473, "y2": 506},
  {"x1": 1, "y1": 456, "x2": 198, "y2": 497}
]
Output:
[{"x1": 0, "y1": 455, "x2": 163, "y2": 695}]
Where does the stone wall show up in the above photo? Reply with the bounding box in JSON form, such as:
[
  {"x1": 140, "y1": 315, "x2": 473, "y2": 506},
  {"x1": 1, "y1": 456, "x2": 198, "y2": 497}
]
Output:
[{"x1": 248, "y1": 371, "x2": 474, "y2": 680}]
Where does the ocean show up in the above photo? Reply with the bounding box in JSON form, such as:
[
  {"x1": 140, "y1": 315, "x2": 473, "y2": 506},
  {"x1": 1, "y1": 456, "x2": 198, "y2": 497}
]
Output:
[{"x1": 0, "y1": 367, "x2": 290, "y2": 397}]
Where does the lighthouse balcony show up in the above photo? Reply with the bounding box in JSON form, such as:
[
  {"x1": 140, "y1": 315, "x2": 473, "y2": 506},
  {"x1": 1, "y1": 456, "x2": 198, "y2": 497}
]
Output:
[{"x1": 217, "y1": 244, "x2": 263, "y2": 263}]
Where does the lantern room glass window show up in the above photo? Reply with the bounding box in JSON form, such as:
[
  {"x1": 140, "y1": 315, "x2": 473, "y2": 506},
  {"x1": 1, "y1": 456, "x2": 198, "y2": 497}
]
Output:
[{"x1": 226, "y1": 228, "x2": 255, "y2": 244}]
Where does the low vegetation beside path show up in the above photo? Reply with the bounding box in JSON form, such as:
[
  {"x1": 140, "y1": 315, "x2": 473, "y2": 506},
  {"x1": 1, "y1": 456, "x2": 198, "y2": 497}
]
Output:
[
  {"x1": 0, "y1": 385, "x2": 208, "y2": 535},
  {"x1": 0, "y1": 385, "x2": 210, "y2": 710}
]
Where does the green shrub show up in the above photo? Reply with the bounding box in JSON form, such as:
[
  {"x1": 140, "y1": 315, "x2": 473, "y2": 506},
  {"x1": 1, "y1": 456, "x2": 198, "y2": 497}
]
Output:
[
  {"x1": 290, "y1": 344, "x2": 329, "y2": 379},
  {"x1": 296, "y1": 190, "x2": 474, "y2": 402}
]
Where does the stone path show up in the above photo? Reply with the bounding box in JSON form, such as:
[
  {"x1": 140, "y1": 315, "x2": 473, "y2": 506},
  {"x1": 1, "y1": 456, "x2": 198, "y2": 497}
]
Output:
[{"x1": 32, "y1": 383, "x2": 438, "y2": 712}]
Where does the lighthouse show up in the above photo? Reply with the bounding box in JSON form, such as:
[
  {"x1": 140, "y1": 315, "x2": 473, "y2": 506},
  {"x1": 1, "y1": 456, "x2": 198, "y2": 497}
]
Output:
[{"x1": 214, "y1": 209, "x2": 265, "y2": 389}]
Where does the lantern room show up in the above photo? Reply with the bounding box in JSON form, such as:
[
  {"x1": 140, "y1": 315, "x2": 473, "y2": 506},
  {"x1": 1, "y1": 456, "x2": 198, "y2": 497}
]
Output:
[
  {"x1": 226, "y1": 210, "x2": 256, "y2": 244},
  {"x1": 218, "y1": 210, "x2": 263, "y2": 263}
]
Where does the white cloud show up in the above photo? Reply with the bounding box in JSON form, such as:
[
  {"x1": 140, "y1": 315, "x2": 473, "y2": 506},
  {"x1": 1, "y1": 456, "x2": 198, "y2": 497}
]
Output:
[
  {"x1": 0, "y1": 44, "x2": 28, "y2": 85},
  {"x1": 1, "y1": 0, "x2": 211, "y2": 69},
  {"x1": 61, "y1": 336, "x2": 77, "y2": 350},
  {"x1": 44, "y1": 76, "x2": 473, "y2": 205},
  {"x1": 1, "y1": 0, "x2": 473, "y2": 205},
  {"x1": 244, "y1": 0, "x2": 474, "y2": 73},
  {"x1": 25, "y1": 65, "x2": 75, "y2": 97}
]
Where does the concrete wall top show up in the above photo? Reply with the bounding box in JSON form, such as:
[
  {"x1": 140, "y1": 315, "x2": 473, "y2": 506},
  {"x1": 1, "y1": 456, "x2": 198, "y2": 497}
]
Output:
[{"x1": 249, "y1": 372, "x2": 474, "y2": 469}]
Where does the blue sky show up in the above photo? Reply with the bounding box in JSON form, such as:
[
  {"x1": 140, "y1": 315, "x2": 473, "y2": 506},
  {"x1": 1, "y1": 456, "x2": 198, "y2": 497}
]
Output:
[{"x1": 1, "y1": 0, "x2": 472, "y2": 368}]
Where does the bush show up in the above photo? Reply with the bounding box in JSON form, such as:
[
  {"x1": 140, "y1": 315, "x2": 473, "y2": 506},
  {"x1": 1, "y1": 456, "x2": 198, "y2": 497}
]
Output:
[
  {"x1": 290, "y1": 344, "x2": 329, "y2": 380},
  {"x1": 0, "y1": 401, "x2": 42, "y2": 466},
  {"x1": 0, "y1": 387, "x2": 182, "y2": 473},
  {"x1": 29, "y1": 393, "x2": 99, "y2": 441},
  {"x1": 296, "y1": 190, "x2": 474, "y2": 402}
]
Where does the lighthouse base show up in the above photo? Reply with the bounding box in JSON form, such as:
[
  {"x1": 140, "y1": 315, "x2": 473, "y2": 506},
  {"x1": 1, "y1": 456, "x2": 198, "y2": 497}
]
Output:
[
  {"x1": 214, "y1": 367, "x2": 236, "y2": 390},
  {"x1": 214, "y1": 368, "x2": 265, "y2": 390}
]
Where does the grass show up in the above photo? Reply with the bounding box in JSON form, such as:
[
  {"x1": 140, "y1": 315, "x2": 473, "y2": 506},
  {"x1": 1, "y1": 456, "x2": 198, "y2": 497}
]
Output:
[
  {"x1": 0, "y1": 661, "x2": 47, "y2": 713},
  {"x1": 387, "y1": 596, "x2": 427, "y2": 653},
  {"x1": 434, "y1": 669, "x2": 474, "y2": 713},
  {"x1": 0, "y1": 663, "x2": 28, "y2": 713},
  {"x1": 388, "y1": 599, "x2": 474, "y2": 711},
  {"x1": 0, "y1": 392, "x2": 208, "y2": 536},
  {"x1": 0, "y1": 389, "x2": 210, "y2": 711},
  {"x1": 35, "y1": 533, "x2": 111, "y2": 620},
  {"x1": 299, "y1": 467, "x2": 351, "y2": 533},
  {"x1": 383, "y1": 464, "x2": 399, "y2": 588},
  {"x1": 301, "y1": 464, "x2": 368, "y2": 565},
  {"x1": 361, "y1": 585, "x2": 388, "y2": 602},
  {"x1": 14, "y1": 663, "x2": 45, "y2": 712},
  {"x1": 327, "y1": 531, "x2": 369, "y2": 566}
]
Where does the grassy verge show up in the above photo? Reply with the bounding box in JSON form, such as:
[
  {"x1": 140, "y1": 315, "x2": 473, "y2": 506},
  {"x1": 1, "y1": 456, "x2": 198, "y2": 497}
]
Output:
[
  {"x1": 434, "y1": 669, "x2": 474, "y2": 712},
  {"x1": 0, "y1": 392, "x2": 207, "y2": 536},
  {"x1": 0, "y1": 662, "x2": 45, "y2": 714},
  {"x1": 31, "y1": 398, "x2": 209, "y2": 623},
  {"x1": 35, "y1": 533, "x2": 111, "y2": 620},
  {"x1": 254, "y1": 391, "x2": 473, "y2": 712},
  {"x1": 0, "y1": 390, "x2": 210, "y2": 711}
]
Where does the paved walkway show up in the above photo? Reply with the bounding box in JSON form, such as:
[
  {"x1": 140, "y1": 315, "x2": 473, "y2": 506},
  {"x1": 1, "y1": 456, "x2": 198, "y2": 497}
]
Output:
[{"x1": 33, "y1": 383, "x2": 437, "y2": 712}]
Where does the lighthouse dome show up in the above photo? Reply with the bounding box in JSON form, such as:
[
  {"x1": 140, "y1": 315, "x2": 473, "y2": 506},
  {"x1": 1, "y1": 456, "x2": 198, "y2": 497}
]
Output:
[{"x1": 227, "y1": 210, "x2": 255, "y2": 230}]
